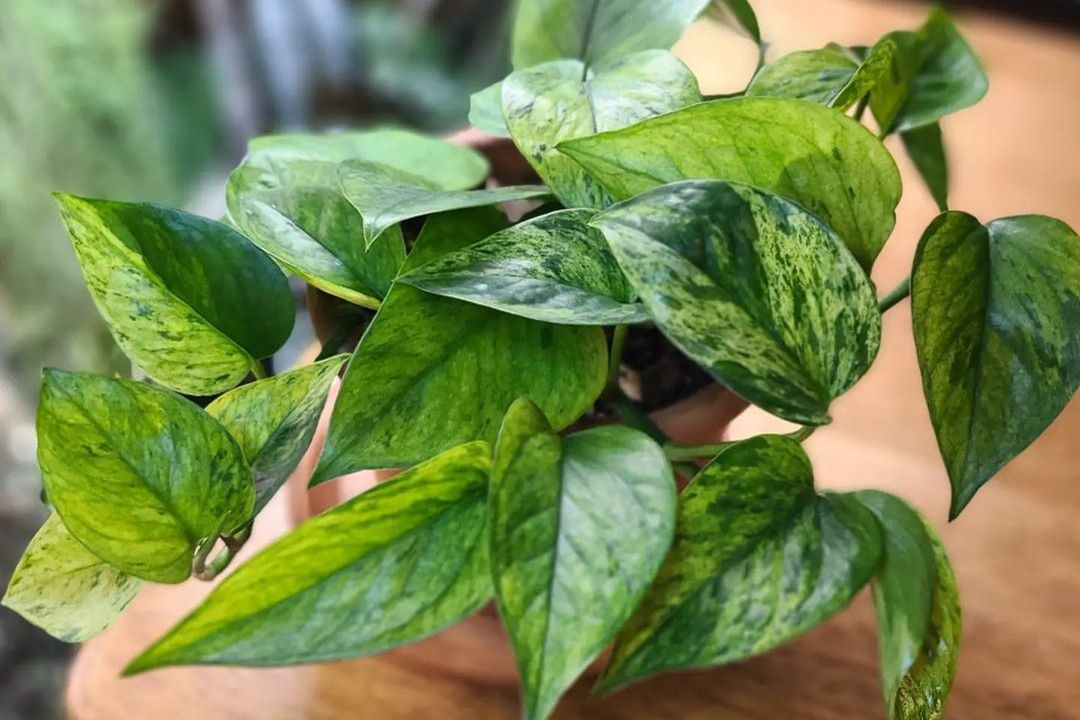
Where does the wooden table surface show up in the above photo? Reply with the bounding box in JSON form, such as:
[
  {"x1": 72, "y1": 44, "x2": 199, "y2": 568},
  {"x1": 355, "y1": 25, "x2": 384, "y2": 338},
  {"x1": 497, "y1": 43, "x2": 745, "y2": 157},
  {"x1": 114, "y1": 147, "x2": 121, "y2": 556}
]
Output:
[{"x1": 66, "y1": 1, "x2": 1080, "y2": 718}]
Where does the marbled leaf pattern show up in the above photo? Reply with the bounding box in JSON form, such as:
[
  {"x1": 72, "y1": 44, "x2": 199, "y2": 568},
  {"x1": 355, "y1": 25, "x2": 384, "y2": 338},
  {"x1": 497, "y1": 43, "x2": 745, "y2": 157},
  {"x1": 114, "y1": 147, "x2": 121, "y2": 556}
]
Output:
[
  {"x1": 747, "y1": 39, "x2": 896, "y2": 111},
  {"x1": 597, "y1": 435, "x2": 882, "y2": 692},
  {"x1": 37, "y1": 370, "x2": 253, "y2": 583},
  {"x1": 911, "y1": 212, "x2": 1080, "y2": 517},
  {"x1": 490, "y1": 399, "x2": 676, "y2": 720},
  {"x1": 560, "y1": 97, "x2": 901, "y2": 271},
  {"x1": 401, "y1": 208, "x2": 646, "y2": 325},
  {"x1": 125, "y1": 443, "x2": 493, "y2": 673},
  {"x1": 2, "y1": 514, "x2": 141, "y2": 642},
  {"x1": 592, "y1": 180, "x2": 881, "y2": 425}
]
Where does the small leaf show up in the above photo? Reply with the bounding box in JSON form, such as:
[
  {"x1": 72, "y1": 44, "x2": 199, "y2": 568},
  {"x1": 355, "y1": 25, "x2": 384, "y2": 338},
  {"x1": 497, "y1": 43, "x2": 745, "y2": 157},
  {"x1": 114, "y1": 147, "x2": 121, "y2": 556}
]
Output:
[
  {"x1": 592, "y1": 180, "x2": 881, "y2": 425},
  {"x1": 504, "y1": 51, "x2": 701, "y2": 208},
  {"x1": 54, "y1": 195, "x2": 294, "y2": 395},
  {"x1": 511, "y1": 0, "x2": 710, "y2": 70},
  {"x1": 911, "y1": 212, "x2": 1080, "y2": 517},
  {"x1": 338, "y1": 160, "x2": 549, "y2": 247},
  {"x1": 468, "y1": 81, "x2": 509, "y2": 137},
  {"x1": 207, "y1": 355, "x2": 348, "y2": 516},
  {"x1": 597, "y1": 435, "x2": 882, "y2": 693},
  {"x1": 901, "y1": 123, "x2": 949, "y2": 212},
  {"x1": 3, "y1": 514, "x2": 141, "y2": 642},
  {"x1": 708, "y1": 0, "x2": 762, "y2": 44},
  {"x1": 312, "y1": 211, "x2": 607, "y2": 483},
  {"x1": 490, "y1": 399, "x2": 676, "y2": 720},
  {"x1": 855, "y1": 491, "x2": 961, "y2": 720},
  {"x1": 37, "y1": 370, "x2": 253, "y2": 583},
  {"x1": 401, "y1": 208, "x2": 647, "y2": 325},
  {"x1": 125, "y1": 442, "x2": 493, "y2": 673},
  {"x1": 560, "y1": 97, "x2": 901, "y2": 271}
]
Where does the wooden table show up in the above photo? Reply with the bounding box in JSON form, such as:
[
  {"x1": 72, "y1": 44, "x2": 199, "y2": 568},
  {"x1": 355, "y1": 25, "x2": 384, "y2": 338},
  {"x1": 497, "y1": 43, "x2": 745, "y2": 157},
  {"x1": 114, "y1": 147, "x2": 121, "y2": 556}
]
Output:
[{"x1": 66, "y1": 1, "x2": 1080, "y2": 718}]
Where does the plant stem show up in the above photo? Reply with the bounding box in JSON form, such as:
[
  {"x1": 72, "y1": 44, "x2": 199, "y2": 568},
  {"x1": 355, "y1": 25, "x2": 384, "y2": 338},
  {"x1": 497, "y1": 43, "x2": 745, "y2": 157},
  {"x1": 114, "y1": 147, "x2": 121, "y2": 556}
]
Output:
[
  {"x1": 604, "y1": 324, "x2": 628, "y2": 398},
  {"x1": 853, "y1": 95, "x2": 870, "y2": 122},
  {"x1": 249, "y1": 358, "x2": 268, "y2": 380},
  {"x1": 664, "y1": 425, "x2": 817, "y2": 461},
  {"x1": 878, "y1": 276, "x2": 912, "y2": 314},
  {"x1": 194, "y1": 525, "x2": 252, "y2": 582}
]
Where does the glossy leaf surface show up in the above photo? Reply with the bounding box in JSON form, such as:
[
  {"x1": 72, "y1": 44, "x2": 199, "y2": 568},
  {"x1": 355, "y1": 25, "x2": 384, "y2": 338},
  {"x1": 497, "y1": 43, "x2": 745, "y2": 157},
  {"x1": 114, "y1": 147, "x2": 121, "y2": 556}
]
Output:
[
  {"x1": 3, "y1": 514, "x2": 141, "y2": 642},
  {"x1": 55, "y1": 194, "x2": 294, "y2": 395},
  {"x1": 901, "y1": 123, "x2": 949, "y2": 211},
  {"x1": 401, "y1": 209, "x2": 646, "y2": 325},
  {"x1": 561, "y1": 97, "x2": 901, "y2": 270},
  {"x1": 597, "y1": 436, "x2": 882, "y2": 692},
  {"x1": 127, "y1": 443, "x2": 493, "y2": 673},
  {"x1": 503, "y1": 51, "x2": 701, "y2": 208},
  {"x1": 37, "y1": 371, "x2": 253, "y2": 583},
  {"x1": 593, "y1": 180, "x2": 881, "y2": 425},
  {"x1": 207, "y1": 356, "x2": 348, "y2": 516},
  {"x1": 911, "y1": 212, "x2": 1080, "y2": 517},
  {"x1": 856, "y1": 491, "x2": 960, "y2": 720},
  {"x1": 490, "y1": 400, "x2": 676, "y2": 720},
  {"x1": 747, "y1": 40, "x2": 895, "y2": 110}
]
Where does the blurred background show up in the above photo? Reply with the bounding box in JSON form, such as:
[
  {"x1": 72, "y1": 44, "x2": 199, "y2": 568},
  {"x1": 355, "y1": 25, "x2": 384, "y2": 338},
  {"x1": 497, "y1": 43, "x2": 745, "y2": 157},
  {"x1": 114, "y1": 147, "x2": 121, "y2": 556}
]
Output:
[{"x1": 0, "y1": 1, "x2": 1076, "y2": 718}]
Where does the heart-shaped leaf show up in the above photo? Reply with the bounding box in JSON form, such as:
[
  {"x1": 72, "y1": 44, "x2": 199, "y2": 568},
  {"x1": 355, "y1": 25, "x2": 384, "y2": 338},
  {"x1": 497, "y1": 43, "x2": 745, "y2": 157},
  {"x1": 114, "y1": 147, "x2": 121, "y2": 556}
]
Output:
[
  {"x1": 3, "y1": 514, "x2": 141, "y2": 642},
  {"x1": 401, "y1": 208, "x2": 646, "y2": 325},
  {"x1": 511, "y1": 0, "x2": 709, "y2": 70},
  {"x1": 911, "y1": 212, "x2": 1080, "y2": 517},
  {"x1": 490, "y1": 399, "x2": 676, "y2": 720},
  {"x1": 560, "y1": 97, "x2": 901, "y2": 271},
  {"x1": 469, "y1": 81, "x2": 510, "y2": 137},
  {"x1": 596, "y1": 435, "x2": 882, "y2": 692},
  {"x1": 901, "y1": 123, "x2": 949, "y2": 212},
  {"x1": 54, "y1": 195, "x2": 294, "y2": 395},
  {"x1": 207, "y1": 355, "x2": 348, "y2": 517},
  {"x1": 126, "y1": 442, "x2": 493, "y2": 673},
  {"x1": 339, "y1": 160, "x2": 549, "y2": 247},
  {"x1": 855, "y1": 491, "x2": 960, "y2": 720},
  {"x1": 504, "y1": 51, "x2": 701, "y2": 208},
  {"x1": 592, "y1": 180, "x2": 881, "y2": 425},
  {"x1": 37, "y1": 370, "x2": 253, "y2": 583},
  {"x1": 312, "y1": 211, "x2": 607, "y2": 483}
]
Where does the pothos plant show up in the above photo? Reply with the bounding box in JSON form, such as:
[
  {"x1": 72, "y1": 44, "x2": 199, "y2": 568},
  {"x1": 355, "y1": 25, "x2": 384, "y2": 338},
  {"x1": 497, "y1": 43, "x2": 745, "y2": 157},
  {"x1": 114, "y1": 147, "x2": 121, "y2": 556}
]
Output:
[{"x1": 4, "y1": 2, "x2": 1078, "y2": 719}]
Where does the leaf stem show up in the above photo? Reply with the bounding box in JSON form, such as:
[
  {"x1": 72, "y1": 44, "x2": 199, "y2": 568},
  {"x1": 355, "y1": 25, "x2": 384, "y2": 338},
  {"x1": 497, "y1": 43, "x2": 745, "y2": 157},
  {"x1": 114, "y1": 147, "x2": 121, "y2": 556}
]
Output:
[
  {"x1": 249, "y1": 359, "x2": 268, "y2": 380},
  {"x1": 878, "y1": 276, "x2": 912, "y2": 314},
  {"x1": 193, "y1": 525, "x2": 252, "y2": 582},
  {"x1": 604, "y1": 324, "x2": 628, "y2": 399},
  {"x1": 853, "y1": 95, "x2": 870, "y2": 122},
  {"x1": 664, "y1": 425, "x2": 816, "y2": 461}
]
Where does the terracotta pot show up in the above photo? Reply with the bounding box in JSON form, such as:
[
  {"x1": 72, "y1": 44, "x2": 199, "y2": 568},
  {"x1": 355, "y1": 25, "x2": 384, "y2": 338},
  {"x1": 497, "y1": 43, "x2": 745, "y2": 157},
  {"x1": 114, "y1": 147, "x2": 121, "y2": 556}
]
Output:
[{"x1": 283, "y1": 130, "x2": 750, "y2": 685}]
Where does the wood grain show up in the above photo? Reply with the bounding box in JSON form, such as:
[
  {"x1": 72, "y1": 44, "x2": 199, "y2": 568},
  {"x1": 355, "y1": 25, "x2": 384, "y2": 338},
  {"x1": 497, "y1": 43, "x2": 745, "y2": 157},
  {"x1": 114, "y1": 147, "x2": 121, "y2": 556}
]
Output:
[{"x1": 67, "y1": 1, "x2": 1080, "y2": 718}]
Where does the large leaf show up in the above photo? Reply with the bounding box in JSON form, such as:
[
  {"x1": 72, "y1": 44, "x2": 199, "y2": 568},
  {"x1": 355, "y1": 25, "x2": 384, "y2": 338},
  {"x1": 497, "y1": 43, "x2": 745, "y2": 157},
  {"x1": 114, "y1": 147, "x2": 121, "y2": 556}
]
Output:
[
  {"x1": 870, "y1": 9, "x2": 988, "y2": 134},
  {"x1": 490, "y1": 399, "x2": 676, "y2": 720},
  {"x1": 597, "y1": 435, "x2": 882, "y2": 692},
  {"x1": 54, "y1": 195, "x2": 294, "y2": 395},
  {"x1": 312, "y1": 211, "x2": 607, "y2": 483},
  {"x1": 511, "y1": 0, "x2": 709, "y2": 69},
  {"x1": 339, "y1": 160, "x2": 549, "y2": 247},
  {"x1": 560, "y1": 97, "x2": 901, "y2": 270},
  {"x1": 911, "y1": 212, "x2": 1080, "y2": 517},
  {"x1": 901, "y1": 123, "x2": 949, "y2": 212},
  {"x1": 468, "y1": 80, "x2": 510, "y2": 137},
  {"x1": 37, "y1": 370, "x2": 253, "y2": 583},
  {"x1": 503, "y1": 51, "x2": 701, "y2": 209},
  {"x1": 3, "y1": 514, "x2": 141, "y2": 642},
  {"x1": 592, "y1": 180, "x2": 881, "y2": 425},
  {"x1": 855, "y1": 491, "x2": 961, "y2": 720},
  {"x1": 401, "y1": 208, "x2": 646, "y2": 325},
  {"x1": 207, "y1": 356, "x2": 348, "y2": 517},
  {"x1": 126, "y1": 442, "x2": 493, "y2": 673}
]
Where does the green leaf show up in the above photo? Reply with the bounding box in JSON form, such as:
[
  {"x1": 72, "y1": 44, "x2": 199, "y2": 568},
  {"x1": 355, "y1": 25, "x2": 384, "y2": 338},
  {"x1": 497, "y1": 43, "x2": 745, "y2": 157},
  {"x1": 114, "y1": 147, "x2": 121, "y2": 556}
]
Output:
[
  {"x1": 490, "y1": 399, "x2": 676, "y2": 720},
  {"x1": 901, "y1": 123, "x2": 949, "y2": 212},
  {"x1": 746, "y1": 39, "x2": 896, "y2": 111},
  {"x1": 855, "y1": 491, "x2": 960, "y2": 720},
  {"x1": 54, "y1": 194, "x2": 294, "y2": 395},
  {"x1": 125, "y1": 442, "x2": 493, "y2": 673},
  {"x1": 207, "y1": 356, "x2": 347, "y2": 517},
  {"x1": 37, "y1": 370, "x2": 253, "y2": 583},
  {"x1": 592, "y1": 180, "x2": 881, "y2": 425},
  {"x1": 504, "y1": 51, "x2": 701, "y2": 209},
  {"x1": 560, "y1": 97, "x2": 901, "y2": 271},
  {"x1": 312, "y1": 212, "x2": 607, "y2": 483},
  {"x1": 227, "y1": 158, "x2": 406, "y2": 308},
  {"x1": 338, "y1": 160, "x2": 549, "y2": 247},
  {"x1": 401, "y1": 208, "x2": 646, "y2": 325},
  {"x1": 403, "y1": 207, "x2": 512, "y2": 273},
  {"x1": 512, "y1": 0, "x2": 710, "y2": 69},
  {"x1": 3, "y1": 514, "x2": 141, "y2": 642},
  {"x1": 597, "y1": 435, "x2": 882, "y2": 692},
  {"x1": 871, "y1": 9, "x2": 988, "y2": 134},
  {"x1": 911, "y1": 212, "x2": 1080, "y2": 517},
  {"x1": 708, "y1": 0, "x2": 761, "y2": 44},
  {"x1": 468, "y1": 81, "x2": 509, "y2": 137}
]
